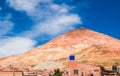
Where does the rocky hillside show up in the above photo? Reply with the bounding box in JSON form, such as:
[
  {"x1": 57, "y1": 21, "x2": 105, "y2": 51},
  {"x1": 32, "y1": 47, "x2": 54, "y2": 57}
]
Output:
[{"x1": 0, "y1": 28, "x2": 120, "y2": 69}]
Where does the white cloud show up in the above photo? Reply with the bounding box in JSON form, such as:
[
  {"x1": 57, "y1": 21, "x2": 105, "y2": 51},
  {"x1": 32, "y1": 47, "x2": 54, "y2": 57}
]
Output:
[
  {"x1": 7, "y1": 0, "x2": 50, "y2": 12},
  {"x1": 0, "y1": 37, "x2": 36, "y2": 58},
  {"x1": 0, "y1": 14, "x2": 13, "y2": 36},
  {"x1": 1, "y1": 0, "x2": 83, "y2": 57},
  {"x1": 21, "y1": 14, "x2": 81, "y2": 38},
  {"x1": 35, "y1": 14, "x2": 81, "y2": 36},
  {"x1": 0, "y1": 14, "x2": 36, "y2": 58},
  {"x1": 7, "y1": 0, "x2": 82, "y2": 38}
]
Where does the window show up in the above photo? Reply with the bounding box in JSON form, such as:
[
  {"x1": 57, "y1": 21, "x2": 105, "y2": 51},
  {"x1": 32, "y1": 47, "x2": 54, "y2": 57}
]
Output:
[{"x1": 74, "y1": 69, "x2": 78, "y2": 74}]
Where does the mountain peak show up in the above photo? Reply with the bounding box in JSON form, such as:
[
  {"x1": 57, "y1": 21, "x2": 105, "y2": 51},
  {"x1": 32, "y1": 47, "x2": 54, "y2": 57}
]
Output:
[
  {"x1": 0, "y1": 28, "x2": 120, "y2": 69},
  {"x1": 78, "y1": 27, "x2": 88, "y2": 30}
]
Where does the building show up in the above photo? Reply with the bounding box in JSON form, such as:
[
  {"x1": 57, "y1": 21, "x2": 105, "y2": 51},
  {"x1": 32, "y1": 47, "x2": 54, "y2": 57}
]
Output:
[
  {"x1": 68, "y1": 54, "x2": 101, "y2": 76},
  {"x1": 0, "y1": 71, "x2": 23, "y2": 76}
]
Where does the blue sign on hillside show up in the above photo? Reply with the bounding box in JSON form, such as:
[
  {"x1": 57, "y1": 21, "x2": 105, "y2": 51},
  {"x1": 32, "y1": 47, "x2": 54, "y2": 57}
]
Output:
[{"x1": 69, "y1": 54, "x2": 75, "y2": 60}]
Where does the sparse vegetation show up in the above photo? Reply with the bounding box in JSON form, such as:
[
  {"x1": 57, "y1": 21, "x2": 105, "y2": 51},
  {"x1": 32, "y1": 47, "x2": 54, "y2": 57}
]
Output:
[{"x1": 53, "y1": 68, "x2": 63, "y2": 76}]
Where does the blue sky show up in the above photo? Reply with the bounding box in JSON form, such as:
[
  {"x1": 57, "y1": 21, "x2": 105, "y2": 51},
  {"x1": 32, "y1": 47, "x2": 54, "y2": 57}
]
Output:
[{"x1": 0, "y1": 0, "x2": 120, "y2": 58}]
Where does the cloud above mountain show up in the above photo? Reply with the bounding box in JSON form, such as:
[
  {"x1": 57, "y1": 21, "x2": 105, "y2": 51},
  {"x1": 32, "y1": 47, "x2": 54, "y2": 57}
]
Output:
[
  {"x1": 0, "y1": 14, "x2": 13, "y2": 36},
  {"x1": 0, "y1": 0, "x2": 82, "y2": 57},
  {"x1": 7, "y1": 0, "x2": 82, "y2": 38},
  {"x1": 0, "y1": 37, "x2": 36, "y2": 57}
]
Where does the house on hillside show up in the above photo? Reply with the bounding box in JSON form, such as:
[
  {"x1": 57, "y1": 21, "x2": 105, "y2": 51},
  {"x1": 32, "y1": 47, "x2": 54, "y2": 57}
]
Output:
[
  {"x1": 68, "y1": 54, "x2": 101, "y2": 76},
  {"x1": 0, "y1": 71, "x2": 23, "y2": 76}
]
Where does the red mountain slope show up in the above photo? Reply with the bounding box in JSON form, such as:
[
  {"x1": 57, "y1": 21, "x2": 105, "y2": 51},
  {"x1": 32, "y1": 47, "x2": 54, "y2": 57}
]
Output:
[{"x1": 0, "y1": 28, "x2": 120, "y2": 69}]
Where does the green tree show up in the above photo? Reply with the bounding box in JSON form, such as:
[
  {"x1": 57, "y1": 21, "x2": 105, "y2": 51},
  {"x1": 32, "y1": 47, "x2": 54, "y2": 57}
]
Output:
[{"x1": 53, "y1": 68, "x2": 63, "y2": 76}]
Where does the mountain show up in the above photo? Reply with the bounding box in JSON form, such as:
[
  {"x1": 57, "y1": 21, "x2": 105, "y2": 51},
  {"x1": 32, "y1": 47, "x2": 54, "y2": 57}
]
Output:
[{"x1": 0, "y1": 28, "x2": 120, "y2": 69}]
